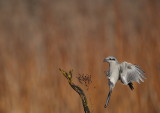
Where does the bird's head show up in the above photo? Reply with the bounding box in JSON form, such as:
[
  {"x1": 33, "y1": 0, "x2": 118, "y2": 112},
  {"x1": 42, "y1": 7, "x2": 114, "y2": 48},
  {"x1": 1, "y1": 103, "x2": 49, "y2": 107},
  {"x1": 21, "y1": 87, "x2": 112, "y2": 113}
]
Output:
[{"x1": 103, "y1": 56, "x2": 118, "y2": 64}]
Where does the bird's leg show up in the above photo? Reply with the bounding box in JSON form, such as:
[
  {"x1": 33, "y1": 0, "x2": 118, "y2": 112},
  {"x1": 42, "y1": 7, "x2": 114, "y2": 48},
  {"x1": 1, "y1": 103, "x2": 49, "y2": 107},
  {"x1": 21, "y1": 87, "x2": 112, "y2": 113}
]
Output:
[
  {"x1": 104, "y1": 70, "x2": 110, "y2": 77},
  {"x1": 104, "y1": 85, "x2": 113, "y2": 108}
]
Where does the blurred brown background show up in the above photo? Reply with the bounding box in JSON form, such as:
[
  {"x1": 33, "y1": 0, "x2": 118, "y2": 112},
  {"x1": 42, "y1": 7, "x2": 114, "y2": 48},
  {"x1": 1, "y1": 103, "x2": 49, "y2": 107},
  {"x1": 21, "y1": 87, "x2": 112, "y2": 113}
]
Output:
[{"x1": 0, "y1": 0, "x2": 160, "y2": 113}]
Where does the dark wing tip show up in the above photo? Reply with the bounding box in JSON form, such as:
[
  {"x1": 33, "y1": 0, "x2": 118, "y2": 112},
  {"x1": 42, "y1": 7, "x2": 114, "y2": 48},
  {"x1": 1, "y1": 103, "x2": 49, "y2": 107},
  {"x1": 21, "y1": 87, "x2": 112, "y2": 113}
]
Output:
[
  {"x1": 134, "y1": 65, "x2": 145, "y2": 73},
  {"x1": 142, "y1": 74, "x2": 147, "y2": 79}
]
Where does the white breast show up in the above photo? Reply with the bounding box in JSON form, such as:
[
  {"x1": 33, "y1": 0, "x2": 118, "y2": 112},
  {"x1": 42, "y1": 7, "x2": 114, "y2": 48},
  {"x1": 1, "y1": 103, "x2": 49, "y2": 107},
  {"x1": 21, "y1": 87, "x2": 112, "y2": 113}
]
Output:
[{"x1": 109, "y1": 64, "x2": 120, "y2": 85}]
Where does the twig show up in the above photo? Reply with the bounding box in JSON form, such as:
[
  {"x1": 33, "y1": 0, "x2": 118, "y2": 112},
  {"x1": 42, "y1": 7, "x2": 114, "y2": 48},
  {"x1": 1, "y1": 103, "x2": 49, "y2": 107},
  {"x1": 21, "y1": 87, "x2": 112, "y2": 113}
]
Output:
[{"x1": 59, "y1": 68, "x2": 90, "y2": 113}]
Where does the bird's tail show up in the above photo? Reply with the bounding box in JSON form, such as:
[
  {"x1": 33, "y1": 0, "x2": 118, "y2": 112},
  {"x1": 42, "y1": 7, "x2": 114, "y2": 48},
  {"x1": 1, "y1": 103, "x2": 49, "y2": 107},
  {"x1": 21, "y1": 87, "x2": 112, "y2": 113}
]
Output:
[
  {"x1": 128, "y1": 83, "x2": 134, "y2": 90},
  {"x1": 104, "y1": 89, "x2": 112, "y2": 108}
]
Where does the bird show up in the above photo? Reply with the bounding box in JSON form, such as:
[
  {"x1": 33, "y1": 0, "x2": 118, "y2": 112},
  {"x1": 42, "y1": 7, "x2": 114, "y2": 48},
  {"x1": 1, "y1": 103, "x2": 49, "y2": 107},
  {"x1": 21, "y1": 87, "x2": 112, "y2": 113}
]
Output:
[{"x1": 103, "y1": 56, "x2": 146, "y2": 108}]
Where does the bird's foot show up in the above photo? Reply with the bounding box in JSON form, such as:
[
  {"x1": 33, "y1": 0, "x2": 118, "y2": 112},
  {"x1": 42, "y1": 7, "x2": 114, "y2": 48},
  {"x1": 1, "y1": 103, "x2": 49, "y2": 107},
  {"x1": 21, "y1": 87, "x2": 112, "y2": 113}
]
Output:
[{"x1": 104, "y1": 71, "x2": 110, "y2": 77}]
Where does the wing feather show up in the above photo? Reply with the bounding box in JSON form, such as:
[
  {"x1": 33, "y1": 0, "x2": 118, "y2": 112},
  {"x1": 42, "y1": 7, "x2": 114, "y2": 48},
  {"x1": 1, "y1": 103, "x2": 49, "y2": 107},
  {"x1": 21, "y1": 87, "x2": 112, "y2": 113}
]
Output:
[{"x1": 119, "y1": 62, "x2": 146, "y2": 84}]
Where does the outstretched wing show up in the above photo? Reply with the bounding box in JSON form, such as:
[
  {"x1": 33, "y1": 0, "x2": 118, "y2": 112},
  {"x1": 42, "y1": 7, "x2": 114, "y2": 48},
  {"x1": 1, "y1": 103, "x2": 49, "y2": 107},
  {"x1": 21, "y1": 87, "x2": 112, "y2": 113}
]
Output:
[{"x1": 119, "y1": 62, "x2": 146, "y2": 84}]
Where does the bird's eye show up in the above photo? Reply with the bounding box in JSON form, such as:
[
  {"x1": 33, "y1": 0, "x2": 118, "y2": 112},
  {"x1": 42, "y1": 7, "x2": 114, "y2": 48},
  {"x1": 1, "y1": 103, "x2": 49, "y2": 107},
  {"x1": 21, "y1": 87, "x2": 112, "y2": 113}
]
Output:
[{"x1": 109, "y1": 58, "x2": 111, "y2": 60}]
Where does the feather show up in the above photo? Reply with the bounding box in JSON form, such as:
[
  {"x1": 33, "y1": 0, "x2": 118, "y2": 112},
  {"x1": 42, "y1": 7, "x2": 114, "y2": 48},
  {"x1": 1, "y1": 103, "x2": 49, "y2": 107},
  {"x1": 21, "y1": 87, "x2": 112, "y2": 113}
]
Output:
[{"x1": 119, "y1": 62, "x2": 146, "y2": 84}]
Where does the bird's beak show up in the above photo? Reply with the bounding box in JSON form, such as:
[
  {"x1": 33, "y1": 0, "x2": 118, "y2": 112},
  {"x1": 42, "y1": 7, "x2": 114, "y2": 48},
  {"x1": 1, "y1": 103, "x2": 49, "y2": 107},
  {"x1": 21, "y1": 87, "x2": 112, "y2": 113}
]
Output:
[{"x1": 103, "y1": 58, "x2": 108, "y2": 62}]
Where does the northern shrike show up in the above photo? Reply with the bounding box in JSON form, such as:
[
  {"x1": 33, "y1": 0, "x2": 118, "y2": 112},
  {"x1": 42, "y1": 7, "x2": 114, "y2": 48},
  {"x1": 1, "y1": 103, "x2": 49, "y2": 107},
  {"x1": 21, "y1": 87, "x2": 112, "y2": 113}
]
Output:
[{"x1": 103, "y1": 56, "x2": 146, "y2": 108}]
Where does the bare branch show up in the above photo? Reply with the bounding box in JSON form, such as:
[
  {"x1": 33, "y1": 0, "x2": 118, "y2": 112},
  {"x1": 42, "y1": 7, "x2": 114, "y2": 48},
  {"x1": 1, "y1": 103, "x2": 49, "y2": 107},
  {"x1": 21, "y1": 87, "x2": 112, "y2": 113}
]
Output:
[{"x1": 59, "y1": 68, "x2": 90, "y2": 113}]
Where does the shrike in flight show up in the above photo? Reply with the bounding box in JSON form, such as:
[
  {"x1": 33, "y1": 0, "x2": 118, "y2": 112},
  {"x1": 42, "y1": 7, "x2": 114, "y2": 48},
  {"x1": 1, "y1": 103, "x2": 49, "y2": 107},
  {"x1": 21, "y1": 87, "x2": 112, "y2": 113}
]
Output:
[{"x1": 103, "y1": 56, "x2": 146, "y2": 108}]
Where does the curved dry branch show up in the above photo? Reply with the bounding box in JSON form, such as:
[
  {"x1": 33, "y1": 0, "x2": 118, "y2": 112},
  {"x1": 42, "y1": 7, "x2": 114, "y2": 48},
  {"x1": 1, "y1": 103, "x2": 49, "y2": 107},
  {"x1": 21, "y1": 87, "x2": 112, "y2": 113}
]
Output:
[{"x1": 59, "y1": 68, "x2": 90, "y2": 113}]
